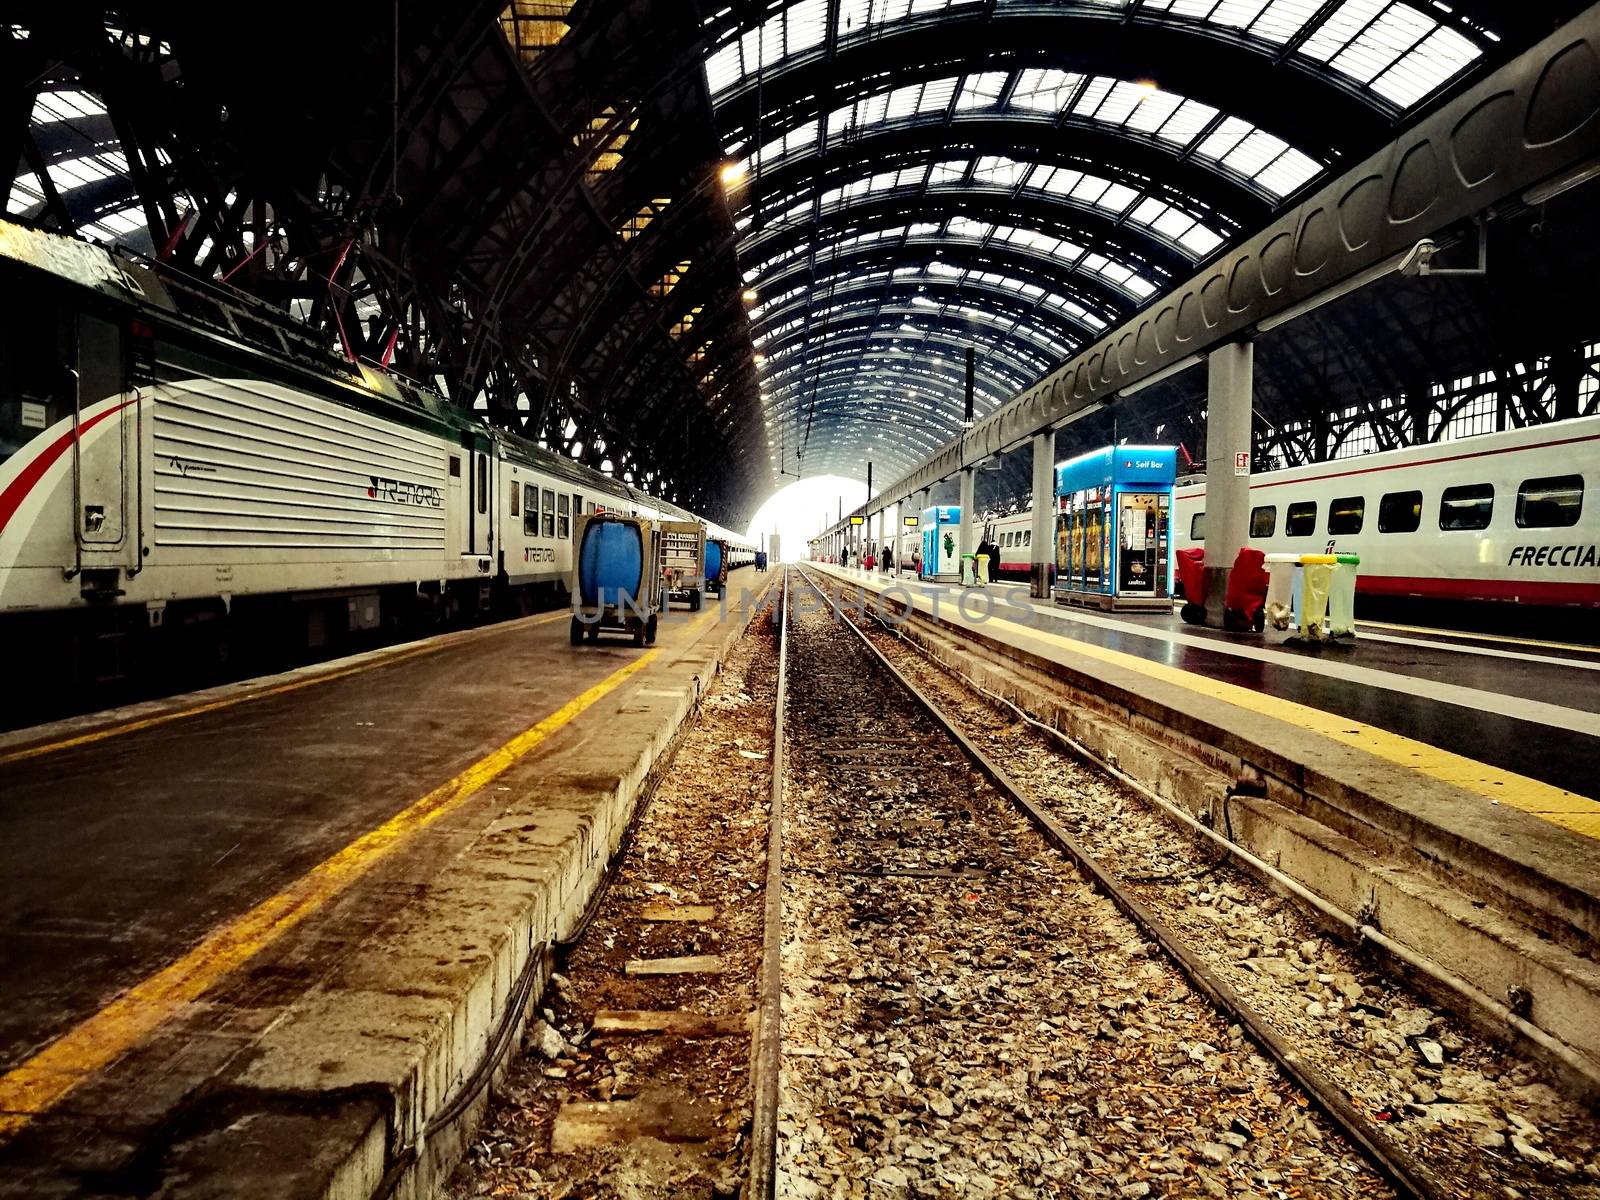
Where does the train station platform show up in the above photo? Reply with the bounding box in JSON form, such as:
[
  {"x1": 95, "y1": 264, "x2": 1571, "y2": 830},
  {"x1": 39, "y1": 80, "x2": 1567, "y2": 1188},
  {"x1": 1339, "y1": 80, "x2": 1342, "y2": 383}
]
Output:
[
  {"x1": 835, "y1": 566, "x2": 1600, "y2": 805},
  {"x1": 0, "y1": 569, "x2": 774, "y2": 1199},
  {"x1": 810, "y1": 562, "x2": 1600, "y2": 1080}
]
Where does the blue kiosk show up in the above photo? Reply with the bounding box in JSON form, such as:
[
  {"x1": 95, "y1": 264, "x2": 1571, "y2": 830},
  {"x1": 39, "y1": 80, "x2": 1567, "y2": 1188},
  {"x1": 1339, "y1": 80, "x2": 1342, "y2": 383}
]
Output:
[
  {"x1": 919, "y1": 505, "x2": 963, "y2": 581},
  {"x1": 1054, "y1": 446, "x2": 1177, "y2": 611}
]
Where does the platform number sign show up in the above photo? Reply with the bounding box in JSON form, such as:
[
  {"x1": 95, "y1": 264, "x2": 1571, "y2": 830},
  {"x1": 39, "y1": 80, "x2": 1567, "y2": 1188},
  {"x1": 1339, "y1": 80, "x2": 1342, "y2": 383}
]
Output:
[{"x1": 1234, "y1": 451, "x2": 1250, "y2": 476}]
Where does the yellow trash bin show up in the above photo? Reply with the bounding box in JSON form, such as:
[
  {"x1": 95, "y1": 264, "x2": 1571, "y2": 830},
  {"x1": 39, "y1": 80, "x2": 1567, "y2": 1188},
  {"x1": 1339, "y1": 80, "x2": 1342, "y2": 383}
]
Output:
[{"x1": 1301, "y1": 558, "x2": 1335, "y2": 641}]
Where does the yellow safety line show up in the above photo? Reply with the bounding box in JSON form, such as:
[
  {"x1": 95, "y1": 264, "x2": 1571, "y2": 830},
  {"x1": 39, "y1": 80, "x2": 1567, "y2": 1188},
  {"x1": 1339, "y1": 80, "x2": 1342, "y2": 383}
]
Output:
[
  {"x1": 0, "y1": 612, "x2": 567, "y2": 769},
  {"x1": 847, "y1": 570, "x2": 1600, "y2": 835},
  {"x1": 0, "y1": 643, "x2": 657, "y2": 1138}
]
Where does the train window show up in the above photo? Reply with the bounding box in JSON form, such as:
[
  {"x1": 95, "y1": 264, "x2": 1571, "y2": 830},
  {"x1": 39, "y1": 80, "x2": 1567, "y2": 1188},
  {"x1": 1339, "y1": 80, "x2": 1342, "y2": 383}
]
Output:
[
  {"x1": 542, "y1": 488, "x2": 556, "y2": 537},
  {"x1": 509, "y1": 482, "x2": 519, "y2": 518},
  {"x1": 1379, "y1": 490, "x2": 1423, "y2": 534},
  {"x1": 449, "y1": 456, "x2": 461, "y2": 478},
  {"x1": 1190, "y1": 512, "x2": 1206, "y2": 540},
  {"x1": 1439, "y1": 484, "x2": 1493, "y2": 530},
  {"x1": 1517, "y1": 475, "x2": 1584, "y2": 528},
  {"x1": 557, "y1": 493, "x2": 570, "y2": 539},
  {"x1": 475, "y1": 455, "x2": 488, "y2": 514},
  {"x1": 1327, "y1": 496, "x2": 1364, "y2": 535},
  {"x1": 1250, "y1": 506, "x2": 1276, "y2": 538},
  {"x1": 574, "y1": 492, "x2": 583, "y2": 520},
  {"x1": 1285, "y1": 502, "x2": 1317, "y2": 536},
  {"x1": 523, "y1": 485, "x2": 539, "y2": 536}
]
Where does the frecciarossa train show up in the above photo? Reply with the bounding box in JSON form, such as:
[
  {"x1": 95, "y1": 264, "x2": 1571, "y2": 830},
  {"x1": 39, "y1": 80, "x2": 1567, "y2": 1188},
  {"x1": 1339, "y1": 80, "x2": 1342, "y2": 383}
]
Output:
[
  {"x1": 941, "y1": 418, "x2": 1599, "y2": 611},
  {"x1": 0, "y1": 218, "x2": 753, "y2": 670}
]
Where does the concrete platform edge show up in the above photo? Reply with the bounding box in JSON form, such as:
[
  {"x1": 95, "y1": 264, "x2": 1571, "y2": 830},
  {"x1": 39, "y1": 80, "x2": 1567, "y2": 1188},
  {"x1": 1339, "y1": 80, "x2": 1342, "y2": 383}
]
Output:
[{"x1": 149, "y1": 584, "x2": 775, "y2": 1200}]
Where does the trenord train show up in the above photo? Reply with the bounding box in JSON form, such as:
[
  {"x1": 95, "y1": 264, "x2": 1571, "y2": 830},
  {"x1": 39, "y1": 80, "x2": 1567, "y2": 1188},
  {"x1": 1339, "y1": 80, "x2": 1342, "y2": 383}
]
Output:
[
  {"x1": 889, "y1": 418, "x2": 1598, "y2": 613},
  {"x1": 0, "y1": 217, "x2": 752, "y2": 705}
]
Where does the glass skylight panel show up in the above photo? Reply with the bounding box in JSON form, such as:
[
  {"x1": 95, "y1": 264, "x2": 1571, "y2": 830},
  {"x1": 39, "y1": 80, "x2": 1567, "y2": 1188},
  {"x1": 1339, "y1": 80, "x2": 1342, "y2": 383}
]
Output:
[
  {"x1": 33, "y1": 89, "x2": 109, "y2": 122},
  {"x1": 1369, "y1": 24, "x2": 1480, "y2": 107},
  {"x1": 1090, "y1": 80, "x2": 1157, "y2": 125},
  {"x1": 1012, "y1": 68, "x2": 1083, "y2": 114},
  {"x1": 930, "y1": 159, "x2": 969, "y2": 185},
  {"x1": 947, "y1": 215, "x2": 992, "y2": 239},
  {"x1": 969, "y1": 156, "x2": 1024, "y2": 187},
  {"x1": 704, "y1": 0, "x2": 826, "y2": 97},
  {"x1": 1122, "y1": 86, "x2": 1185, "y2": 134},
  {"x1": 1246, "y1": 0, "x2": 1325, "y2": 44},
  {"x1": 1220, "y1": 128, "x2": 1288, "y2": 176},
  {"x1": 954, "y1": 71, "x2": 1008, "y2": 111}
]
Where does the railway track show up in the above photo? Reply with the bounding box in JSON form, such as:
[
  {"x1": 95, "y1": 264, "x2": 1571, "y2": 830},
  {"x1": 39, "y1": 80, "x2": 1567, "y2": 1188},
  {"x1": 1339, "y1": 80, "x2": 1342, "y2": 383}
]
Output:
[
  {"x1": 452, "y1": 565, "x2": 1590, "y2": 1198},
  {"x1": 749, "y1": 565, "x2": 1431, "y2": 1199}
]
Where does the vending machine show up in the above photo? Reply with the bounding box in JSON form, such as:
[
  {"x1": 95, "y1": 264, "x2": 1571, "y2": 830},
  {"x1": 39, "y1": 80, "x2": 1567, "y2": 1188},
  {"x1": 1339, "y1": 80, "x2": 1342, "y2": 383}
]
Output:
[{"x1": 1053, "y1": 446, "x2": 1176, "y2": 611}]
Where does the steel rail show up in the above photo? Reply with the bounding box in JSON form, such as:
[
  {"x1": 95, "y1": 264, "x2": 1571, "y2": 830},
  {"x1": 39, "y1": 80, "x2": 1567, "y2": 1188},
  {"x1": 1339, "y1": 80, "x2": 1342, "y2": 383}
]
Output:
[
  {"x1": 793, "y1": 564, "x2": 1444, "y2": 1200},
  {"x1": 748, "y1": 567, "x2": 790, "y2": 1200}
]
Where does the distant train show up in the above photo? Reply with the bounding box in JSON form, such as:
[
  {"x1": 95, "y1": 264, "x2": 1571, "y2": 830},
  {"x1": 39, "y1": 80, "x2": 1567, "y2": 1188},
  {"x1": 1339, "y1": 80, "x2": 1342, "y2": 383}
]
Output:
[
  {"x1": 876, "y1": 417, "x2": 1599, "y2": 610},
  {"x1": 0, "y1": 217, "x2": 753, "y2": 688}
]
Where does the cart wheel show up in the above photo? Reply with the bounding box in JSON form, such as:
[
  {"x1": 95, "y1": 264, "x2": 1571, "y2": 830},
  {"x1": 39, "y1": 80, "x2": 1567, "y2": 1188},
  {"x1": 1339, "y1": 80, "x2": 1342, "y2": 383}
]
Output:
[
  {"x1": 569, "y1": 616, "x2": 584, "y2": 646},
  {"x1": 1180, "y1": 602, "x2": 1207, "y2": 626},
  {"x1": 690, "y1": 590, "x2": 701, "y2": 612},
  {"x1": 632, "y1": 621, "x2": 646, "y2": 648},
  {"x1": 645, "y1": 615, "x2": 658, "y2": 645},
  {"x1": 586, "y1": 622, "x2": 600, "y2": 643}
]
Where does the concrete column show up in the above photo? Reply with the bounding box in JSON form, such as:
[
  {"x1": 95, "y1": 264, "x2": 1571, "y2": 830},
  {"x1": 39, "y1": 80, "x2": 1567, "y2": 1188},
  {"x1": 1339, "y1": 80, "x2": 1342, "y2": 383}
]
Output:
[
  {"x1": 873, "y1": 510, "x2": 884, "y2": 570},
  {"x1": 958, "y1": 466, "x2": 976, "y2": 580},
  {"x1": 1030, "y1": 430, "x2": 1054, "y2": 598},
  {"x1": 1203, "y1": 340, "x2": 1254, "y2": 627}
]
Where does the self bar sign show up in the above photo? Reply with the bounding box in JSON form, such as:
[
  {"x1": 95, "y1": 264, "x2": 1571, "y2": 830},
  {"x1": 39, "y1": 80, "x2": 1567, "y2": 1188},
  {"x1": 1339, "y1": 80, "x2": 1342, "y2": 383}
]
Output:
[{"x1": 1234, "y1": 452, "x2": 1249, "y2": 476}]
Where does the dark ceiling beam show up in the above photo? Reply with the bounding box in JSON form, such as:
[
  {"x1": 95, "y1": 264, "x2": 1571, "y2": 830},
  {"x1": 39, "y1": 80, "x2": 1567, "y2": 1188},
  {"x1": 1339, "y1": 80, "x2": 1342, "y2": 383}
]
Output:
[
  {"x1": 710, "y1": 14, "x2": 1385, "y2": 157},
  {"x1": 740, "y1": 114, "x2": 1276, "y2": 228},
  {"x1": 754, "y1": 236, "x2": 1138, "y2": 329},
  {"x1": 739, "y1": 186, "x2": 1194, "y2": 283}
]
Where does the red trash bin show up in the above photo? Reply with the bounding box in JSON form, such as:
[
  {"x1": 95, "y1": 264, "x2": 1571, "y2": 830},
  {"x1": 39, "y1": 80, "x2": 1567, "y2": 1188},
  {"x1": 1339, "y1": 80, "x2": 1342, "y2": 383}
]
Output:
[
  {"x1": 1224, "y1": 547, "x2": 1269, "y2": 632},
  {"x1": 1175, "y1": 547, "x2": 1207, "y2": 625}
]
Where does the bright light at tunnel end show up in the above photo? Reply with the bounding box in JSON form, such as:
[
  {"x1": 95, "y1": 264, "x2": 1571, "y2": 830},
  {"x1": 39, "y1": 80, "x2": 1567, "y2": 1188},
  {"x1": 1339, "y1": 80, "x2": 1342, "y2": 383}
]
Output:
[{"x1": 744, "y1": 474, "x2": 866, "y2": 562}]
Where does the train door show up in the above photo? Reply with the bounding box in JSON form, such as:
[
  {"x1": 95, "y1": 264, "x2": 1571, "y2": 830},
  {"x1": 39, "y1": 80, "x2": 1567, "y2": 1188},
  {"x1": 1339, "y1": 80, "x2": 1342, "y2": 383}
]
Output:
[
  {"x1": 72, "y1": 314, "x2": 133, "y2": 560},
  {"x1": 463, "y1": 434, "x2": 493, "y2": 560}
]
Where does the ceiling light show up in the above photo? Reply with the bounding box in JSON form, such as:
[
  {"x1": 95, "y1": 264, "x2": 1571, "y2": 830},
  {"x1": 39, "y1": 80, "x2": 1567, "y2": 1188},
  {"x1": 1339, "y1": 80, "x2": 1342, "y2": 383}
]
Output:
[
  {"x1": 1132, "y1": 79, "x2": 1159, "y2": 95},
  {"x1": 719, "y1": 161, "x2": 747, "y2": 186},
  {"x1": 742, "y1": 288, "x2": 758, "y2": 302}
]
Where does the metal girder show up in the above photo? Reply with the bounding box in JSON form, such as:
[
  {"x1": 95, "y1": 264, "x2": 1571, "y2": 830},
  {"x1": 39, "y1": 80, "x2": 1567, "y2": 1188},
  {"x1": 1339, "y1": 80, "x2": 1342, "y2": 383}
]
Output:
[
  {"x1": 846, "y1": 6, "x2": 1600, "y2": 528},
  {"x1": 754, "y1": 239, "x2": 1135, "y2": 329},
  {"x1": 710, "y1": 11, "x2": 1386, "y2": 158},
  {"x1": 740, "y1": 187, "x2": 1194, "y2": 284},
  {"x1": 741, "y1": 116, "x2": 1277, "y2": 227}
]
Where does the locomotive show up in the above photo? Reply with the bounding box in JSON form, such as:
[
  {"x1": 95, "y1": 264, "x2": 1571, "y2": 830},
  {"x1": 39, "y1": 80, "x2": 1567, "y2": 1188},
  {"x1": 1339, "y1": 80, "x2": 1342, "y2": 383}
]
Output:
[{"x1": 0, "y1": 218, "x2": 751, "y2": 708}]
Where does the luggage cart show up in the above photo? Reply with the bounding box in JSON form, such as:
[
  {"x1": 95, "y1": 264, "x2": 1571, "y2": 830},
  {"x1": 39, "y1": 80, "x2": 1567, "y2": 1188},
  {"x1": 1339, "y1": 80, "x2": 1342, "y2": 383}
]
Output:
[{"x1": 570, "y1": 514, "x2": 663, "y2": 647}]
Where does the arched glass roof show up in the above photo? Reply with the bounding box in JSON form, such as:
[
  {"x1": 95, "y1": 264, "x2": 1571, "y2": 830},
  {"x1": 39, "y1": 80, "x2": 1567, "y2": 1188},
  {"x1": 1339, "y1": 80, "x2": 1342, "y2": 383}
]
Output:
[
  {"x1": 737, "y1": 70, "x2": 1324, "y2": 201},
  {"x1": 698, "y1": 0, "x2": 1518, "y2": 485},
  {"x1": 705, "y1": 0, "x2": 1485, "y2": 112}
]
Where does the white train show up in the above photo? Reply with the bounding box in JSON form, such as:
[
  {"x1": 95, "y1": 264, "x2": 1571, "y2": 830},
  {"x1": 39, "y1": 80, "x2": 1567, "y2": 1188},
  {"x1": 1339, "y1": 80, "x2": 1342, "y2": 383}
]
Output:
[
  {"x1": 1172, "y1": 418, "x2": 1599, "y2": 609},
  {"x1": 877, "y1": 418, "x2": 1599, "y2": 610},
  {"x1": 0, "y1": 218, "x2": 753, "y2": 686}
]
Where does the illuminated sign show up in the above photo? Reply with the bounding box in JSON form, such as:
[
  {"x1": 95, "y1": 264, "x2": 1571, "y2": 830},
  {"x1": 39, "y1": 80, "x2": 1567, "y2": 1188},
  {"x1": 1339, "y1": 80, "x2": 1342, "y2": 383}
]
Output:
[
  {"x1": 903, "y1": 516, "x2": 919, "y2": 527},
  {"x1": 849, "y1": 515, "x2": 864, "y2": 525}
]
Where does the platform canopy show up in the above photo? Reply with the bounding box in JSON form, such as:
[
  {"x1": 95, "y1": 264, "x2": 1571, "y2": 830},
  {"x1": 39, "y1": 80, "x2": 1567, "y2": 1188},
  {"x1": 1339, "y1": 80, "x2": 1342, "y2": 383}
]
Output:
[{"x1": 5, "y1": 2, "x2": 1595, "y2": 523}]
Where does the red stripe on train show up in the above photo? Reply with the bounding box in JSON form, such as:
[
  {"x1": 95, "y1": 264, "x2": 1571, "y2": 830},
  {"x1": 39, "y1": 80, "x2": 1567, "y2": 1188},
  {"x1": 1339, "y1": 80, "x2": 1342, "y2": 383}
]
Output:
[
  {"x1": 0, "y1": 400, "x2": 138, "y2": 538},
  {"x1": 1356, "y1": 574, "x2": 1600, "y2": 606}
]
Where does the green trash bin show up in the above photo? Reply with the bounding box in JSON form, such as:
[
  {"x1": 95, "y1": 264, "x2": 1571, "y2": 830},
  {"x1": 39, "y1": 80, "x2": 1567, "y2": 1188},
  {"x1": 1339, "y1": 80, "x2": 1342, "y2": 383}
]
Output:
[
  {"x1": 960, "y1": 554, "x2": 977, "y2": 587},
  {"x1": 1328, "y1": 553, "x2": 1360, "y2": 638}
]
